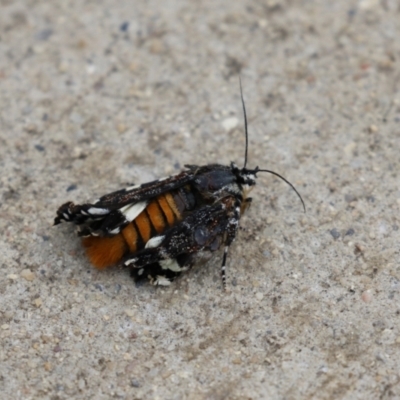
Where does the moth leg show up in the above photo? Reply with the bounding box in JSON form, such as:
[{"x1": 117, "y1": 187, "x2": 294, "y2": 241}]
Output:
[
  {"x1": 221, "y1": 246, "x2": 229, "y2": 289},
  {"x1": 220, "y1": 199, "x2": 241, "y2": 289}
]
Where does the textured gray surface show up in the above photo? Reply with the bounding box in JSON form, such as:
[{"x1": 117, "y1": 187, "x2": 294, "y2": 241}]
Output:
[{"x1": 1, "y1": 0, "x2": 400, "y2": 399}]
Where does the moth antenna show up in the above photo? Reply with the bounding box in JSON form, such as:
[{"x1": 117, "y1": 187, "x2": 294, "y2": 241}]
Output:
[
  {"x1": 239, "y1": 76, "x2": 248, "y2": 169},
  {"x1": 256, "y1": 168, "x2": 306, "y2": 213}
]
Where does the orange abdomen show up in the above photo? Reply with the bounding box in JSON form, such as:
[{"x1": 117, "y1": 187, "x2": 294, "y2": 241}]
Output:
[{"x1": 82, "y1": 193, "x2": 182, "y2": 269}]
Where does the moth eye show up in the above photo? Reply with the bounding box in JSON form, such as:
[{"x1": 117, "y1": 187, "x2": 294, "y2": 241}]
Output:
[{"x1": 194, "y1": 226, "x2": 209, "y2": 246}]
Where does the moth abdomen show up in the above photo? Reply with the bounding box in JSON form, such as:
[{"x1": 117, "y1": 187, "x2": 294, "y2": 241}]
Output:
[{"x1": 81, "y1": 191, "x2": 187, "y2": 269}]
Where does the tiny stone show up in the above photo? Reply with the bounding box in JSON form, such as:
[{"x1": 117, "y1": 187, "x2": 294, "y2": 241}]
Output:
[
  {"x1": 120, "y1": 22, "x2": 129, "y2": 32},
  {"x1": 369, "y1": 124, "x2": 378, "y2": 133},
  {"x1": 44, "y1": 362, "x2": 52, "y2": 372},
  {"x1": 66, "y1": 184, "x2": 77, "y2": 192},
  {"x1": 34, "y1": 298, "x2": 42, "y2": 308},
  {"x1": 345, "y1": 228, "x2": 355, "y2": 236},
  {"x1": 329, "y1": 229, "x2": 340, "y2": 239},
  {"x1": 361, "y1": 290, "x2": 372, "y2": 303},
  {"x1": 94, "y1": 283, "x2": 104, "y2": 292},
  {"x1": 1, "y1": 324, "x2": 10, "y2": 330},
  {"x1": 125, "y1": 309, "x2": 135, "y2": 317},
  {"x1": 221, "y1": 117, "x2": 239, "y2": 132},
  {"x1": 255, "y1": 292, "x2": 264, "y2": 301},
  {"x1": 344, "y1": 142, "x2": 356, "y2": 156},
  {"x1": 117, "y1": 123, "x2": 127, "y2": 133},
  {"x1": 20, "y1": 269, "x2": 35, "y2": 281},
  {"x1": 7, "y1": 274, "x2": 18, "y2": 280},
  {"x1": 131, "y1": 378, "x2": 140, "y2": 388}
]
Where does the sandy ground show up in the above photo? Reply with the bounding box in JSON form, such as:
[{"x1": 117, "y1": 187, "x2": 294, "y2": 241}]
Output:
[{"x1": 1, "y1": 0, "x2": 400, "y2": 399}]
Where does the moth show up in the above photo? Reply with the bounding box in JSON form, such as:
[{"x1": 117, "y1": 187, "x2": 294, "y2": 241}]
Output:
[{"x1": 54, "y1": 82, "x2": 305, "y2": 288}]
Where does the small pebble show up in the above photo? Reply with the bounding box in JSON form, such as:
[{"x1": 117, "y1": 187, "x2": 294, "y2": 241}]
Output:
[
  {"x1": 116, "y1": 123, "x2": 127, "y2": 133},
  {"x1": 44, "y1": 362, "x2": 52, "y2": 372},
  {"x1": 125, "y1": 309, "x2": 135, "y2": 317},
  {"x1": 368, "y1": 124, "x2": 378, "y2": 133},
  {"x1": 361, "y1": 290, "x2": 372, "y2": 303},
  {"x1": 34, "y1": 298, "x2": 42, "y2": 308},
  {"x1": 221, "y1": 117, "x2": 239, "y2": 132},
  {"x1": 120, "y1": 22, "x2": 129, "y2": 32},
  {"x1": 344, "y1": 142, "x2": 356, "y2": 156},
  {"x1": 255, "y1": 292, "x2": 264, "y2": 301},
  {"x1": 330, "y1": 229, "x2": 340, "y2": 239},
  {"x1": 131, "y1": 378, "x2": 140, "y2": 388},
  {"x1": 20, "y1": 269, "x2": 35, "y2": 281},
  {"x1": 66, "y1": 184, "x2": 77, "y2": 192}
]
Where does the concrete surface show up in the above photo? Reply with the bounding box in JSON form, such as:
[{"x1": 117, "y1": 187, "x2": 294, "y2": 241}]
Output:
[{"x1": 1, "y1": 0, "x2": 400, "y2": 399}]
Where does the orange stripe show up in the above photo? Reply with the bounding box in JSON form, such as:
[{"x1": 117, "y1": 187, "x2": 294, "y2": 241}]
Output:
[
  {"x1": 157, "y1": 195, "x2": 175, "y2": 226},
  {"x1": 135, "y1": 211, "x2": 152, "y2": 243},
  {"x1": 82, "y1": 234, "x2": 127, "y2": 269},
  {"x1": 164, "y1": 193, "x2": 181, "y2": 220},
  {"x1": 121, "y1": 223, "x2": 138, "y2": 252},
  {"x1": 147, "y1": 201, "x2": 166, "y2": 233}
]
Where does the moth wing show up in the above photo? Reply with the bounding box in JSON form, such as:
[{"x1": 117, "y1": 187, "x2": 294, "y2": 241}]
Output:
[
  {"x1": 54, "y1": 169, "x2": 196, "y2": 236},
  {"x1": 124, "y1": 200, "x2": 236, "y2": 284}
]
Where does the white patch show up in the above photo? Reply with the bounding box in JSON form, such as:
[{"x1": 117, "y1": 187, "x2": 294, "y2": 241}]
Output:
[
  {"x1": 157, "y1": 176, "x2": 169, "y2": 182},
  {"x1": 145, "y1": 235, "x2": 165, "y2": 249},
  {"x1": 81, "y1": 210, "x2": 89, "y2": 215},
  {"x1": 124, "y1": 258, "x2": 137, "y2": 266},
  {"x1": 160, "y1": 258, "x2": 183, "y2": 272},
  {"x1": 153, "y1": 275, "x2": 171, "y2": 286},
  {"x1": 221, "y1": 116, "x2": 239, "y2": 132},
  {"x1": 109, "y1": 227, "x2": 120, "y2": 235},
  {"x1": 138, "y1": 268, "x2": 144, "y2": 276},
  {"x1": 125, "y1": 184, "x2": 141, "y2": 191},
  {"x1": 63, "y1": 213, "x2": 69, "y2": 220},
  {"x1": 120, "y1": 201, "x2": 147, "y2": 222},
  {"x1": 88, "y1": 207, "x2": 109, "y2": 215}
]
